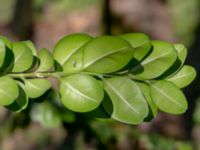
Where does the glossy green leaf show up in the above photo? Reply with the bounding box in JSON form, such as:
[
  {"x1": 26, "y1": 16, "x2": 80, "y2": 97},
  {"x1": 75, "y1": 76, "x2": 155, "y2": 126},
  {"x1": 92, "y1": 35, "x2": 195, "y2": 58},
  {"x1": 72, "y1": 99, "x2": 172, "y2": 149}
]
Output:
[
  {"x1": 37, "y1": 48, "x2": 54, "y2": 72},
  {"x1": 6, "y1": 82, "x2": 28, "y2": 112},
  {"x1": 59, "y1": 74, "x2": 104, "y2": 112},
  {"x1": 53, "y1": 33, "x2": 92, "y2": 66},
  {"x1": 118, "y1": 33, "x2": 151, "y2": 61},
  {"x1": 0, "y1": 35, "x2": 12, "y2": 49},
  {"x1": 0, "y1": 76, "x2": 19, "y2": 106},
  {"x1": 0, "y1": 40, "x2": 6, "y2": 68},
  {"x1": 132, "y1": 41, "x2": 177, "y2": 79},
  {"x1": 12, "y1": 42, "x2": 33, "y2": 72},
  {"x1": 136, "y1": 81, "x2": 157, "y2": 120},
  {"x1": 82, "y1": 36, "x2": 133, "y2": 73},
  {"x1": 31, "y1": 102, "x2": 62, "y2": 128},
  {"x1": 25, "y1": 79, "x2": 51, "y2": 98},
  {"x1": 174, "y1": 44, "x2": 187, "y2": 67},
  {"x1": 103, "y1": 77, "x2": 148, "y2": 124},
  {"x1": 167, "y1": 65, "x2": 196, "y2": 88},
  {"x1": 150, "y1": 80, "x2": 187, "y2": 114},
  {"x1": 23, "y1": 40, "x2": 38, "y2": 56}
]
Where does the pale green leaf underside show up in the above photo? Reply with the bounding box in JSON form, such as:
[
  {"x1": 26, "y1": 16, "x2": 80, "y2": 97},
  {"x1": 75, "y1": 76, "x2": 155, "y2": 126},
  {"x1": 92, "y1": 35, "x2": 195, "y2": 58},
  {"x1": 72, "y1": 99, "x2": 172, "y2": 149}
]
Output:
[
  {"x1": 174, "y1": 44, "x2": 187, "y2": 67},
  {"x1": 23, "y1": 40, "x2": 38, "y2": 56},
  {"x1": 38, "y1": 48, "x2": 54, "y2": 72},
  {"x1": 150, "y1": 80, "x2": 187, "y2": 114},
  {"x1": 118, "y1": 33, "x2": 151, "y2": 61},
  {"x1": 25, "y1": 79, "x2": 51, "y2": 98},
  {"x1": 167, "y1": 65, "x2": 196, "y2": 88},
  {"x1": 59, "y1": 74, "x2": 104, "y2": 112},
  {"x1": 0, "y1": 76, "x2": 19, "y2": 106},
  {"x1": 103, "y1": 77, "x2": 148, "y2": 124},
  {"x1": 132, "y1": 41, "x2": 177, "y2": 79},
  {"x1": 82, "y1": 36, "x2": 133, "y2": 73},
  {"x1": 0, "y1": 40, "x2": 6, "y2": 68},
  {"x1": 12, "y1": 42, "x2": 33, "y2": 72}
]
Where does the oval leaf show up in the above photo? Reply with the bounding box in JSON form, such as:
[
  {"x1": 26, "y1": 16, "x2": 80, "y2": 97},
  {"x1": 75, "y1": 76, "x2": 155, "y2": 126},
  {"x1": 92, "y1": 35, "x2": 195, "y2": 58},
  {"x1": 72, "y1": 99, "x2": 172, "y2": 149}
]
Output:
[
  {"x1": 0, "y1": 40, "x2": 6, "y2": 67},
  {"x1": 82, "y1": 36, "x2": 133, "y2": 73},
  {"x1": 132, "y1": 41, "x2": 177, "y2": 79},
  {"x1": 174, "y1": 44, "x2": 187, "y2": 67},
  {"x1": 23, "y1": 40, "x2": 38, "y2": 56},
  {"x1": 119, "y1": 33, "x2": 151, "y2": 61},
  {"x1": 167, "y1": 65, "x2": 196, "y2": 88},
  {"x1": 12, "y1": 42, "x2": 33, "y2": 72},
  {"x1": 37, "y1": 48, "x2": 54, "y2": 72},
  {"x1": 103, "y1": 77, "x2": 148, "y2": 124},
  {"x1": 25, "y1": 79, "x2": 51, "y2": 98},
  {"x1": 6, "y1": 82, "x2": 28, "y2": 112},
  {"x1": 136, "y1": 81, "x2": 157, "y2": 121},
  {"x1": 0, "y1": 76, "x2": 19, "y2": 106},
  {"x1": 53, "y1": 33, "x2": 92, "y2": 66},
  {"x1": 150, "y1": 80, "x2": 187, "y2": 114},
  {"x1": 0, "y1": 35, "x2": 12, "y2": 49},
  {"x1": 59, "y1": 74, "x2": 104, "y2": 112}
]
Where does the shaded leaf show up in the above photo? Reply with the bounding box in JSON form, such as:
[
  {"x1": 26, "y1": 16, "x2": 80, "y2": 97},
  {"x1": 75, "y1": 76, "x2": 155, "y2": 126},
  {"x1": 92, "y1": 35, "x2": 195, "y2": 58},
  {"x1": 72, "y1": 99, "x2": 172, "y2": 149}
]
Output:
[
  {"x1": 103, "y1": 77, "x2": 148, "y2": 124},
  {"x1": 25, "y1": 79, "x2": 51, "y2": 98},
  {"x1": 82, "y1": 36, "x2": 133, "y2": 73},
  {"x1": 136, "y1": 81, "x2": 157, "y2": 121},
  {"x1": 59, "y1": 74, "x2": 104, "y2": 112},
  {"x1": 167, "y1": 65, "x2": 196, "y2": 88},
  {"x1": 0, "y1": 76, "x2": 19, "y2": 106},
  {"x1": 0, "y1": 40, "x2": 6, "y2": 68},
  {"x1": 12, "y1": 42, "x2": 33, "y2": 72},
  {"x1": 132, "y1": 41, "x2": 177, "y2": 79},
  {"x1": 150, "y1": 80, "x2": 187, "y2": 114},
  {"x1": 37, "y1": 48, "x2": 54, "y2": 72},
  {"x1": 6, "y1": 82, "x2": 28, "y2": 112}
]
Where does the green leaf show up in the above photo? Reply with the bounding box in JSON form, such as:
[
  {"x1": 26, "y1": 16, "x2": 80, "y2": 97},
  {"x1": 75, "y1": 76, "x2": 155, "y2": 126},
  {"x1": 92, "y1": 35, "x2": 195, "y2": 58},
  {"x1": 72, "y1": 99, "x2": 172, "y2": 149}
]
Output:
[
  {"x1": 37, "y1": 48, "x2": 54, "y2": 72},
  {"x1": 0, "y1": 76, "x2": 19, "y2": 106},
  {"x1": 59, "y1": 74, "x2": 104, "y2": 112},
  {"x1": 132, "y1": 41, "x2": 177, "y2": 79},
  {"x1": 118, "y1": 33, "x2": 151, "y2": 61},
  {"x1": 25, "y1": 79, "x2": 51, "y2": 98},
  {"x1": 0, "y1": 35, "x2": 12, "y2": 49},
  {"x1": 6, "y1": 82, "x2": 28, "y2": 112},
  {"x1": 0, "y1": 40, "x2": 6, "y2": 68},
  {"x1": 53, "y1": 33, "x2": 92, "y2": 66},
  {"x1": 103, "y1": 77, "x2": 148, "y2": 124},
  {"x1": 167, "y1": 65, "x2": 196, "y2": 88},
  {"x1": 23, "y1": 40, "x2": 38, "y2": 56},
  {"x1": 82, "y1": 36, "x2": 133, "y2": 73},
  {"x1": 12, "y1": 42, "x2": 33, "y2": 72},
  {"x1": 31, "y1": 102, "x2": 62, "y2": 128},
  {"x1": 150, "y1": 80, "x2": 187, "y2": 114},
  {"x1": 174, "y1": 44, "x2": 187, "y2": 67},
  {"x1": 136, "y1": 81, "x2": 157, "y2": 121}
]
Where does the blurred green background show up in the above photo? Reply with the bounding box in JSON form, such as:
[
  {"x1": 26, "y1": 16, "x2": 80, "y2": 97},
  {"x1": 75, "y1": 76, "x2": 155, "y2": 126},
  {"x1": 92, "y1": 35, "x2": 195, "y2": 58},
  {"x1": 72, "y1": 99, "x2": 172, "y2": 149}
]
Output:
[{"x1": 0, "y1": 0, "x2": 200, "y2": 149}]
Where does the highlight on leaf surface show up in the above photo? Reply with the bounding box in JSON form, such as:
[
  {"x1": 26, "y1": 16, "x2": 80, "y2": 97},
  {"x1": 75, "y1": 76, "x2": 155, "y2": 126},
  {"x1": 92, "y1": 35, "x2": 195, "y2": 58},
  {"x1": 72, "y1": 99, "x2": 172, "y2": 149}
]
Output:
[{"x1": 0, "y1": 32, "x2": 196, "y2": 125}]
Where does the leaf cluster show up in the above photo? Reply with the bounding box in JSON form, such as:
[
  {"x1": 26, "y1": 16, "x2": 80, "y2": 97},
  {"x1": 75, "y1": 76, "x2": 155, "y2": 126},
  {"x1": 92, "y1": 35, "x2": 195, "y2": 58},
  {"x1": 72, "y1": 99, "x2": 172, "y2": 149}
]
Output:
[{"x1": 0, "y1": 33, "x2": 196, "y2": 124}]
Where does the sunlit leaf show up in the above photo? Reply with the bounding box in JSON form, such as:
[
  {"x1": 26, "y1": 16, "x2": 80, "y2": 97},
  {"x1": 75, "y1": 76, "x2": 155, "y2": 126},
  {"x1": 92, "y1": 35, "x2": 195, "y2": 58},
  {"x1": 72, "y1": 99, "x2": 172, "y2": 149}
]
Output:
[
  {"x1": 0, "y1": 35, "x2": 12, "y2": 49},
  {"x1": 150, "y1": 80, "x2": 187, "y2": 114},
  {"x1": 37, "y1": 48, "x2": 54, "y2": 72},
  {"x1": 167, "y1": 65, "x2": 196, "y2": 88},
  {"x1": 0, "y1": 40, "x2": 6, "y2": 68},
  {"x1": 25, "y1": 79, "x2": 51, "y2": 98},
  {"x1": 103, "y1": 77, "x2": 148, "y2": 124},
  {"x1": 82, "y1": 36, "x2": 133, "y2": 73},
  {"x1": 59, "y1": 74, "x2": 104, "y2": 112},
  {"x1": 118, "y1": 33, "x2": 151, "y2": 61},
  {"x1": 132, "y1": 41, "x2": 177, "y2": 79},
  {"x1": 174, "y1": 44, "x2": 187, "y2": 67},
  {"x1": 23, "y1": 40, "x2": 38, "y2": 56},
  {"x1": 12, "y1": 42, "x2": 33, "y2": 72},
  {"x1": 0, "y1": 76, "x2": 19, "y2": 106}
]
